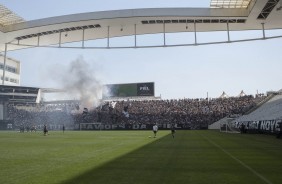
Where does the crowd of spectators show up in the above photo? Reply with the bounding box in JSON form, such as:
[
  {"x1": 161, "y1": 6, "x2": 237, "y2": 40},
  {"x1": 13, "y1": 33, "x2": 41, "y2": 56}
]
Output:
[
  {"x1": 90, "y1": 95, "x2": 265, "y2": 129},
  {"x1": 7, "y1": 103, "x2": 76, "y2": 131},
  {"x1": 6, "y1": 95, "x2": 266, "y2": 130}
]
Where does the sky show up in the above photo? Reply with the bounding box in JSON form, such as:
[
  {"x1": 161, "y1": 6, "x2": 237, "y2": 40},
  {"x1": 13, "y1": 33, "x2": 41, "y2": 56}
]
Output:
[{"x1": 1, "y1": 0, "x2": 282, "y2": 100}]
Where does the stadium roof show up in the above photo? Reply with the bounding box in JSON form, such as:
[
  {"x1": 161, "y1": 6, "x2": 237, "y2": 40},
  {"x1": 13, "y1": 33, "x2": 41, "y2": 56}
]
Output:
[
  {"x1": 0, "y1": 0, "x2": 282, "y2": 51},
  {"x1": 210, "y1": 0, "x2": 252, "y2": 8},
  {"x1": 0, "y1": 4, "x2": 25, "y2": 27},
  {"x1": 0, "y1": 85, "x2": 39, "y2": 104}
]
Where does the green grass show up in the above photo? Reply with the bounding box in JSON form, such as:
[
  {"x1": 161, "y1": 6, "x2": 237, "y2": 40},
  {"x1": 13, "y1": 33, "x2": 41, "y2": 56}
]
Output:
[{"x1": 0, "y1": 130, "x2": 282, "y2": 184}]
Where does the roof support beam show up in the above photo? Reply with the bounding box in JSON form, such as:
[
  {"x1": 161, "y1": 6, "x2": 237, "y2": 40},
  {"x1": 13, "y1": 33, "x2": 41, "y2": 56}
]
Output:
[
  {"x1": 262, "y1": 23, "x2": 265, "y2": 39},
  {"x1": 107, "y1": 26, "x2": 110, "y2": 48},
  {"x1": 82, "y1": 28, "x2": 85, "y2": 48},
  {"x1": 134, "y1": 24, "x2": 137, "y2": 48},
  {"x1": 37, "y1": 35, "x2": 40, "y2": 46},
  {"x1": 59, "y1": 31, "x2": 62, "y2": 47},
  {"x1": 163, "y1": 22, "x2": 166, "y2": 46},
  {"x1": 194, "y1": 22, "x2": 197, "y2": 45},
  {"x1": 227, "y1": 22, "x2": 230, "y2": 42},
  {"x1": 2, "y1": 43, "x2": 7, "y2": 85}
]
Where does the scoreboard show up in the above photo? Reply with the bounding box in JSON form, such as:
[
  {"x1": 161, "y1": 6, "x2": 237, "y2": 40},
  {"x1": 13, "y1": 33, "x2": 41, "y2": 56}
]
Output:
[{"x1": 103, "y1": 82, "x2": 154, "y2": 98}]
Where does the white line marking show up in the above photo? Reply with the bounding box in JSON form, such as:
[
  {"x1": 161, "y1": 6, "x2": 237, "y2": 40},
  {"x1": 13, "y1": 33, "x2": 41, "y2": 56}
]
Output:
[{"x1": 200, "y1": 133, "x2": 273, "y2": 184}]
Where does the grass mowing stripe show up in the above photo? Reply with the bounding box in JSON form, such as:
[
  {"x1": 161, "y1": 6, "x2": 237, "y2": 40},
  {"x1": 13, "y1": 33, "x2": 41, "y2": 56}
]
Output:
[{"x1": 199, "y1": 132, "x2": 273, "y2": 184}]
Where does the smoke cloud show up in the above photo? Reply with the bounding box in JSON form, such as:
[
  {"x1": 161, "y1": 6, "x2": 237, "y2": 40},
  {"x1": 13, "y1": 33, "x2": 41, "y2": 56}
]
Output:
[{"x1": 48, "y1": 56, "x2": 103, "y2": 109}]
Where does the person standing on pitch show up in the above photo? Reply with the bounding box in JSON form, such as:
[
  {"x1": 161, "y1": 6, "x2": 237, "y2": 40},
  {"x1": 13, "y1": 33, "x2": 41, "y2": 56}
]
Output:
[
  {"x1": 153, "y1": 124, "x2": 158, "y2": 138},
  {"x1": 171, "y1": 124, "x2": 176, "y2": 138},
  {"x1": 43, "y1": 124, "x2": 48, "y2": 136},
  {"x1": 276, "y1": 122, "x2": 282, "y2": 139}
]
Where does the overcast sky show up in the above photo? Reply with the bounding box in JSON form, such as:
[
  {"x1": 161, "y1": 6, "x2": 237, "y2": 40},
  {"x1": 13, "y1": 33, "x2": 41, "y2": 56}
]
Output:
[{"x1": 1, "y1": 0, "x2": 282, "y2": 100}]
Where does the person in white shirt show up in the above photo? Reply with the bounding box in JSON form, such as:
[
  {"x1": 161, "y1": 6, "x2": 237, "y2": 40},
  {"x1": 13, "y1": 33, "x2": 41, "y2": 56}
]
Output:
[{"x1": 153, "y1": 124, "x2": 158, "y2": 138}]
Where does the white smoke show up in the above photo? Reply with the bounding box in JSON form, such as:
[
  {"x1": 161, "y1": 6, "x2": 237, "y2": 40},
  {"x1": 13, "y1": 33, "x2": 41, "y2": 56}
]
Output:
[
  {"x1": 102, "y1": 84, "x2": 114, "y2": 99},
  {"x1": 47, "y1": 56, "x2": 103, "y2": 109}
]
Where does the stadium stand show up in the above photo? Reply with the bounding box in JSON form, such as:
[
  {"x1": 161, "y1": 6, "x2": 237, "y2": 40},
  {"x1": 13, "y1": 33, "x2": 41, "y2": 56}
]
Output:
[
  {"x1": 7, "y1": 102, "x2": 77, "y2": 131},
  {"x1": 215, "y1": 91, "x2": 282, "y2": 135},
  {"x1": 235, "y1": 93, "x2": 282, "y2": 122},
  {"x1": 4, "y1": 93, "x2": 267, "y2": 131},
  {"x1": 75, "y1": 95, "x2": 265, "y2": 130}
]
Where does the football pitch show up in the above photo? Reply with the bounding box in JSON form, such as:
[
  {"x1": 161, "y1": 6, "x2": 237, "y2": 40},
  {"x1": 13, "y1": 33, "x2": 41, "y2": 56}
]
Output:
[{"x1": 0, "y1": 130, "x2": 282, "y2": 184}]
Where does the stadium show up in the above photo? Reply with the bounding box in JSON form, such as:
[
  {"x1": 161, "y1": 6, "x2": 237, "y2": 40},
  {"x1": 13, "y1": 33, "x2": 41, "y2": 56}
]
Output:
[{"x1": 1, "y1": 0, "x2": 282, "y2": 184}]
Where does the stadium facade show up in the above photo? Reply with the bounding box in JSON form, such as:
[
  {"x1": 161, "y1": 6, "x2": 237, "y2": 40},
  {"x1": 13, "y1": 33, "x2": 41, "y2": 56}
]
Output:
[{"x1": 0, "y1": 55, "x2": 20, "y2": 86}]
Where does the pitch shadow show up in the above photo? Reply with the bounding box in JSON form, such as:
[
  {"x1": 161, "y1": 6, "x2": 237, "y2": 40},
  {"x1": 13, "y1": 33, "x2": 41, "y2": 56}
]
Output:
[{"x1": 61, "y1": 133, "x2": 179, "y2": 184}]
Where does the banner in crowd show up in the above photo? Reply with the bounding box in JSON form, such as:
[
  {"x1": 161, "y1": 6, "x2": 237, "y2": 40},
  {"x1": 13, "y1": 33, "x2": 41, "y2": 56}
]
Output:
[
  {"x1": 75, "y1": 123, "x2": 194, "y2": 130},
  {"x1": 235, "y1": 119, "x2": 282, "y2": 133}
]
